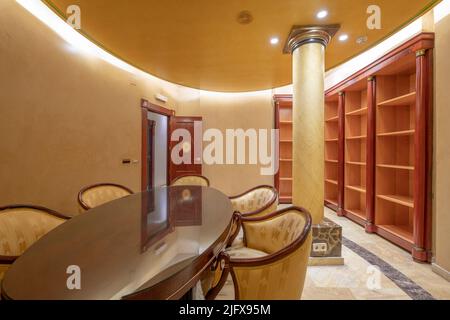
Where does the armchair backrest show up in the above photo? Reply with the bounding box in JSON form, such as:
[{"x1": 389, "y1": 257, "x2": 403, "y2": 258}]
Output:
[
  {"x1": 78, "y1": 183, "x2": 133, "y2": 211},
  {"x1": 243, "y1": 209, "x2": 309, "y2": 254},
  {"x1": 0, "y1": 205, "x2": 69, "y2": 262},
  {"x1": 230, "y1": 185, "x2": 278, "y2": 217},
  {"x1": 170, "y1": 175, "x2": 210, "y2": 187}
]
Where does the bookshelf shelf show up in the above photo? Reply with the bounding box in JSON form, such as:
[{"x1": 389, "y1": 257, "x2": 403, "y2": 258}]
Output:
[
  {"x1": 377, "y1": 164, "x2": 414, "y2": 171},
  {"x1": 378, "y1": 92, "x2": 416, "y2": 107},
  {"x1": 346, "y1": 107, "x2": 368, "y2": 116}
]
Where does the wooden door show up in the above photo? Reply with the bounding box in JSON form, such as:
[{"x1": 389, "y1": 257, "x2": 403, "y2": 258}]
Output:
[{"x1": 168, "y1": 116, "x2": 203, "y2": 183}]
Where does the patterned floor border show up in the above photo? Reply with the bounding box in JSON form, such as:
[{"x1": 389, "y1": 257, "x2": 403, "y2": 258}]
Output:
[{"x1": 342, "y1": 237, "x2": 435, "y2": 300}]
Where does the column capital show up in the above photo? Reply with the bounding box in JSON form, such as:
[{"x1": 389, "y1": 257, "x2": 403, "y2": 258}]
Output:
[
  {"x1": 283, "y1": 24, "x2": 340, "y2": 54},
  {"x1": 416, "y1": 49, "x2": 427, "y2": 57}
]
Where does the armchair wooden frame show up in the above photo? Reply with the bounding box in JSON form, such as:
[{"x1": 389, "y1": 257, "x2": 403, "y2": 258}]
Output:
[
  {"x1": 170, "y1": 174, "x2": 210, "y2": 187},
  {"x1": 0, "y1": 205, "x2": 71, "y2": 264},
  {"x1": 229, "y1": 185, "x2": 279, "y2": 217},
  {"x1": 208, "y1": 206, "x2": 312, "y2": 300},
  {"x1": 77, "y1": 183, "x2": 134, "y2": 211}
]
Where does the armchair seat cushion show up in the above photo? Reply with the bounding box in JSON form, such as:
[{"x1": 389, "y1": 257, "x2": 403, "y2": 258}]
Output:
[
  {"x1": 226, "y1": 247, "x2": 267, "y2": 259},
  {"x1": 229, "y1": 229, "x2": 244, "y2": 249}
]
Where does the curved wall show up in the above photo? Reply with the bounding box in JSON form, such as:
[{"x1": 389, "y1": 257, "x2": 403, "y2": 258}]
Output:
[{"x1": 0, "y1": 1, "x2": 274, "y2": 214}]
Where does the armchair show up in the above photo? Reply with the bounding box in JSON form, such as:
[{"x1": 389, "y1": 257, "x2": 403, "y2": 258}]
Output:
[
  {"x1": 219, "y1": 207, "x2": 312, "y2": 300},
  {"x1": 0, "y1": 205, "x2": 70, "y2": 281}
]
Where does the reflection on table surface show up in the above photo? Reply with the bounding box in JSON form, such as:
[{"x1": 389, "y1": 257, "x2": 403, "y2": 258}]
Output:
[{"x1": 2, "y1": 186, "x2": 233, "y2": 300}]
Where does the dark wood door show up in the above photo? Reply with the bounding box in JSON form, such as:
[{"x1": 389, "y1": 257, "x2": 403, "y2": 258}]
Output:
[{"x1": 169, "y1": 116, "x2": 203, "y2": 183}]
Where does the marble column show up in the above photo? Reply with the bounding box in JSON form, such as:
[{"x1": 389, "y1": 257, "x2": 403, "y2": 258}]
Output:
[
  {"x1": 284, "y1": 25, "x2": 339, "y2": 224},
  {"x1": 284, "y1": 26, "x2": 344, "y2": 265}
]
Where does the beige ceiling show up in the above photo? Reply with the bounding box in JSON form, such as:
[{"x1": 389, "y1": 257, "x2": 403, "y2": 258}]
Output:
[{"x1": 45, "y1": 0, "x2": 438, "y2": 92}]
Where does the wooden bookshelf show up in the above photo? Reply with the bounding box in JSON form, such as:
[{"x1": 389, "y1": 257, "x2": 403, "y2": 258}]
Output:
[
  {"x1": 344, "y1": 81, "x2": 368, "y2": 226},
  {"x1": 375, "y1": 65, "x2": 417, "y2": 251},
  {"x1": 274, "y1": 95, "x2": 293, "y2": 204},
  {"x1": 324, "y1": 32, "x2": 434, "y2": 262},
  {"x1": 324, "y1": 93, "x2": 342, "y2": 212}
]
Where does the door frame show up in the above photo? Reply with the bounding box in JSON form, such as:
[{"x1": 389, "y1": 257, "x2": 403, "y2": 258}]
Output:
[{"x1": 141, "y1": 99, "x2": 175, "y2": 191}]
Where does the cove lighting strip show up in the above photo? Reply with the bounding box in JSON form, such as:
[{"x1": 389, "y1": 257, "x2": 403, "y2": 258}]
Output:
[
  {"x1": 16, "y1": 0, "x2": 148, "y2": 76},
  {"x1": 435, "y1": 0, "x2": 450, "y2": 23}
]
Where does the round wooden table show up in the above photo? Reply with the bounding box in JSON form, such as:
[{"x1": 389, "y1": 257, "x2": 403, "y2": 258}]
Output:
[{"x1": 1, "y1": 186, "x2": 234, "y2": 300}]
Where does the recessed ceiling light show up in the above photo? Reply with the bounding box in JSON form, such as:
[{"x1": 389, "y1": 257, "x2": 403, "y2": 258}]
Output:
[
  {"x1": 317, "y1": 10, "x2": 328, "y2": 19},
  {"x1": 237, "y1": 10, "x2": 253, "y2": 25},
  {"x1": 270, "y1": 37, "x2": 280, "y2": 45},
  {"x1": 339, "y1": 34, "x2": 349, "y2": 42},
  {"x1": 356, "y1": 35, "x2": 368, "y2": 44}
]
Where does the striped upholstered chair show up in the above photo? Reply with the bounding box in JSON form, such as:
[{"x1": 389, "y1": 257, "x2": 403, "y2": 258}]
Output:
[
  {"x1": 0, "y1": 205, "x2": 70, "y2": 281},
  {"x1": 217, "y1": 207, "x2": 312, "y2": 300},
  {"x1": 78, "y1": 183, "x2": 134, "y2": 212},
  {"x1": 170, "y1": 175, "x2": 210, "y2": 187}
]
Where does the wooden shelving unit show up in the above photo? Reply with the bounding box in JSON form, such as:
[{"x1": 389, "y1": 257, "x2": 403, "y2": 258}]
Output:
[
  {"x1": 343, "y1": 80, "x2": 368, "y2": 226},
  {"x1": 375, "y1": 67, "x2": 417, "y2": 251},
  {"x1": 323, "y1": 32, "x2": 434, "y2": 262},
  {"x1": 324, "y1": 93, "x2": 342, "y2": 212},
  {"x1": 274, "y1": 95, "x2": 293, "y2": 204}
]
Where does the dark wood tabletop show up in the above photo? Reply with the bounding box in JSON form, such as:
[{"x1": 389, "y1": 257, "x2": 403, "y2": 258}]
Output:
[{"x1": 1, "y1": 186, "x2": 233, "y2": 300}]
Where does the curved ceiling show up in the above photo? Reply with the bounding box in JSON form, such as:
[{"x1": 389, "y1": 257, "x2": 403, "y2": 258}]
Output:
[{"x1": 44, "y1": 0, "x2": 438, "y2": 92}]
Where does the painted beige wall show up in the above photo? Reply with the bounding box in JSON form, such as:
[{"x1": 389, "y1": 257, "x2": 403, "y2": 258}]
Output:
[
  {"x1": 434, "y1": 13, "x2": 450, "y2": 273},
  {"x1": 0, "y1": 1, "x2": 180, "y2": 215},
  {"x1": 175, "y1": 90, "x2": 275, "y2": 196}
]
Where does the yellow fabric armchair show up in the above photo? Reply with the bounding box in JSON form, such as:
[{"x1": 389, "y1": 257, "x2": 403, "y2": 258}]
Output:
[
  {"x1": 0, "y1": 205, "x2": 70, "y2": 281},
  {"x1": 224, "y1": 207, "x2": 312, "y2": 300},
  {"x1": 170, "y1": 175, "x2": 210, "y2": 187},
  {"x1": 78, "y1": 183, "x2": 134, "y2": 212}
]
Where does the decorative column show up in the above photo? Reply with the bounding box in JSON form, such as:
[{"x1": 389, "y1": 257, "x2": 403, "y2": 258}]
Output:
[
  {"x1": 284, "y1": 25, "x2": 344, "y2": 266},
  {"x1": 337, "y1": 91, "x2": 346, "y2": 217},
  {"x1": 413, "y1": 48, "x2": 433, "y2": 263},
  {"x1": 284, "y1": 25, "x2": 339, "y2": 224},
  {"x1": 366, "y1": 76, "x2": 376, "y2": 233}
]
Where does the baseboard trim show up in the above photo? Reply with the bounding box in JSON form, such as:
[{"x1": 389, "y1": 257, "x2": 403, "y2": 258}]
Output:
[{"x1": 432, "y1": 263, "x2": 450, "y2": 282}]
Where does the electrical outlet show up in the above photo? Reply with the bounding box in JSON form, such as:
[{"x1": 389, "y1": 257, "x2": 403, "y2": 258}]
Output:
[{"x1": 313, "y1": 243, "x2": 328, "y2": 253}]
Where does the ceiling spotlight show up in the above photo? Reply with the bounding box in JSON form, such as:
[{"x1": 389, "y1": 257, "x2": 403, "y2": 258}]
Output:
[
  {"x1": 317, "y1": 10, "x2": 328, "y2": 19},
  {"x1": 270, "y1": 37, "x2": 280, "y2": 45},
  {"x1": 237, "y1": 10, "x2": 254, "y2": 25},
  {"x1": 339, "y1": 34, "x2": 349, "y2": 42}
]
